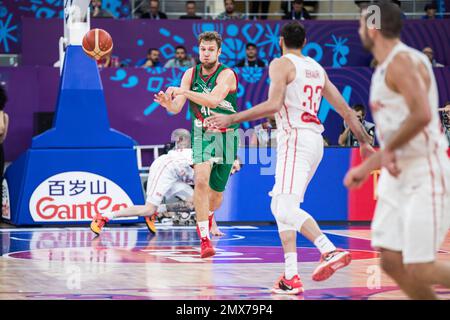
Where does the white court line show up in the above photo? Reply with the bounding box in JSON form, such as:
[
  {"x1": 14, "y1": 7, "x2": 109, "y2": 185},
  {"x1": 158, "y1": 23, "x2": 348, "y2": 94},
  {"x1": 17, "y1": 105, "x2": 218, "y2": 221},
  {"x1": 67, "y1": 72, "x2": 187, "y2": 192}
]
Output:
[
  {"x1": 323, "y1": 230, "x2": 372, "y2": 241},
  {"x1": 6, "y1": 234, "x2": 246, "y2": 244},
  {"x1": 0, "y1": 225, "x2": 259, "y2": 232},
  {"x1": 323, "y1": 231, "x2": 450, "y2": 254}
]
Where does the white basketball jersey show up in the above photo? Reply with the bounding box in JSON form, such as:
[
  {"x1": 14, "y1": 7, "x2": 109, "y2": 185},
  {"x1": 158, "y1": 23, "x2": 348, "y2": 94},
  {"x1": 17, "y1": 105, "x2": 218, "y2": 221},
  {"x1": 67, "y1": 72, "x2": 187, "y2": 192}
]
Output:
[
  {"x1": 153, "y1": 148, "x2": 194, "y2": 183},
  {"x1": 275, "y1": 54, "x2": 325, "y2": 134},
  {"x1": 370, "y1": 42, "x2": 447, "y2": 160}
]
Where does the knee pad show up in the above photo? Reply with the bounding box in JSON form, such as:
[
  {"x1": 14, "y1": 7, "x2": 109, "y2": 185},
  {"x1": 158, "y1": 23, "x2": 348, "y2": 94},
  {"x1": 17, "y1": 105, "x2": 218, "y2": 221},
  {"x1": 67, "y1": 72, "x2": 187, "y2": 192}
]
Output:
[
  {"x1": 271, "y1": 196, "x2": 295, "y2": 232},
  {"x1": 271, "y1": 194, "x2": 312, "y2": 231}
]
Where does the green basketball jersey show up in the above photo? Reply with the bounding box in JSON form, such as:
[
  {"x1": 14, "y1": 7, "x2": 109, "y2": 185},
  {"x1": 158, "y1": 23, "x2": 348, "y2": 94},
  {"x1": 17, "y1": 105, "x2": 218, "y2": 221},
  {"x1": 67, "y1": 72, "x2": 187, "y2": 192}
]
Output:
[{"x1": 189, "y1": 63, "x2": 239, "y2": 131}]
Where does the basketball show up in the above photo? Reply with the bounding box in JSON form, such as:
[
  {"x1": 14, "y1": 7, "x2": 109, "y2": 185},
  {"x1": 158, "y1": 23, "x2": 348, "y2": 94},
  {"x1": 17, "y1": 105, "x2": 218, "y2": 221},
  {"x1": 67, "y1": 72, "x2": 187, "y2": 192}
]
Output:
[{"x1": 82, "y1": 28, "x2": 113, "y2": 61}]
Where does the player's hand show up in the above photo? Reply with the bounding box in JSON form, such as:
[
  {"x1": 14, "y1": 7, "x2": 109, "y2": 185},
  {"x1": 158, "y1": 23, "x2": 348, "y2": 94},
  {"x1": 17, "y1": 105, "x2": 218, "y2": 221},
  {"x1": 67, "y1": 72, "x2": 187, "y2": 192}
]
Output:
[
  {"x1": 165, "y1": 86, "x2": 184, "y2": 99},
  {"x1": 205, "y1": 112, "x2": 233, "y2": 129},
  {"x1": 439, "y1": 105, "x2": 450, "y2": 113},
  {"x1": 359, "y1": 142, "x2": 376, "y2": 160},
  {"x1": 230, "y1": 159, "x2": 241, "y2": 175},
  {"x1": 344, "y1": 165, "x2": 370, "y2": 189},
  {"x1": 154, "y1": 91, "x2": 172, "y2": 109},
  {"x1": 381, "y1": 149, "x2": 401, "y2": 177}
]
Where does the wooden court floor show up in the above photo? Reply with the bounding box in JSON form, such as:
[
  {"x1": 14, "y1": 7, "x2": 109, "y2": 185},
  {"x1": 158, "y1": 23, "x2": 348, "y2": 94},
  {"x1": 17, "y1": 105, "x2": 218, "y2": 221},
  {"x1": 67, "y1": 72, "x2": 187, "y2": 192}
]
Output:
[{"x1": 1, "y1": 224, "x2": 449, "y2": 300}]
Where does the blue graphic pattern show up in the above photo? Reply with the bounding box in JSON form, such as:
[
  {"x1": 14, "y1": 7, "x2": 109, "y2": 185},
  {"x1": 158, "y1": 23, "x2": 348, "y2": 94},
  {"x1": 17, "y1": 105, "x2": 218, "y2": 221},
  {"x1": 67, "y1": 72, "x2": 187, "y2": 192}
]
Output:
[
  {"x1": 324, "y1": 35, "x2": 350, "y2": 68},
  {"x1": 0, "y1": 12, "x2": 18, "y2": 52}
]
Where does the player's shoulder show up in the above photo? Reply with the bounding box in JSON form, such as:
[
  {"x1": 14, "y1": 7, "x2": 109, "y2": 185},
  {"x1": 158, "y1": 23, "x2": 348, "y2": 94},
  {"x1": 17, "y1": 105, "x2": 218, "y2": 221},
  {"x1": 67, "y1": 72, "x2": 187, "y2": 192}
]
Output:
[
  {"x1": 217, "y1": 66, "x2": 236, "y2": 77},
  {"x1": 184, "y1": 66, "x2": 196, "y2": 76},
  {"x1": 388, "y1": 51, "x2": 421, "y2": 77},
  {"x1": 216, "y1": 66, "x2": 238, "y2": 84},
  {"x1": 268, "y1": 57, "x2": 293, "y2": 71}
]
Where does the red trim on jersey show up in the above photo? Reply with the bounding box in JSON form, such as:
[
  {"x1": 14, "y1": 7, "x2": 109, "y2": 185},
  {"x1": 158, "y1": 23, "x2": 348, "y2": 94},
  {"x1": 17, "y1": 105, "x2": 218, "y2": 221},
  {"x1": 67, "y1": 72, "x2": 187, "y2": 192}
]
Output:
[
  {"x1": 433, "y1": 140, "x2": 447, "y2": 229},
  {"x1": 433, "y1": 141, "x2": 447, "y2": 193},
  {"x1": 301, "y1": 112, "x2": 321, "y2": 125},
  {"x1": 283, "y1": 104, "x2": 293, "y2": 129},
  {"x1": 277, "y1": 111, "x2": 285, "y2": 133},
  {"x1": 213, "y1": 67, "x2": 239, "y2": 94},
  {"x1": 424, "y1": 131, "x2": 437, "y2": 252},
  {"x1": 281, "y1": 131, "x2": 291, "y2": 193},
  {"x1": 189, "y1": 67, "x2": 196, "y2": 88},
  {"x1": 290, "y1": 128, "x2": 298, "y2": 193},
  {"x1": 200, "y1": 63, "x2": 221, "y2": 82},
  {"x1": 229, "y1": 69, "x2": 239, "y2": 94}
]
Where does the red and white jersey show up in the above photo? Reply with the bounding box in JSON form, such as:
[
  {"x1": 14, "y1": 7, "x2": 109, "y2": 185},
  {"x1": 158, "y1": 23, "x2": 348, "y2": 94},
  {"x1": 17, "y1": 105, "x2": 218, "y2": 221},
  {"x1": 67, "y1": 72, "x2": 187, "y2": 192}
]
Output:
[
  {"x1": 275, "y1": 53, "x2": 325, "y2": 134},
  {"x1": 370, "y1": 42, "x2": 448, "y2": 160},
  {"x1": 151, "y1": 148, "x2": 194, "y2": 184}
]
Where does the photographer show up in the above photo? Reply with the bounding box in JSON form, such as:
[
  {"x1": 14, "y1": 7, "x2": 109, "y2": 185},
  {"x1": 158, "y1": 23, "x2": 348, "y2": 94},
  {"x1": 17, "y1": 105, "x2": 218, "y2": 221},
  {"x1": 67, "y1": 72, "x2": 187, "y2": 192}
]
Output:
[
  {"x1": 440, "y1": 101, "x2": 450, "y2": 146},
  {"x1": 338, "y1": 104, "x2": 375, "y2": 147},
  {"x1": 0, "y1": 85, "x2": 9, "y2": 220}
]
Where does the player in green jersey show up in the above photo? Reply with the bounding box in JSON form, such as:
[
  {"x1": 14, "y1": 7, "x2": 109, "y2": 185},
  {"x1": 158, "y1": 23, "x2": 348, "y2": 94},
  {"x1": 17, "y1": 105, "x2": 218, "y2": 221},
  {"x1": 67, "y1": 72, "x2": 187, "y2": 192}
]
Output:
[{"x1": 154, "y1": 31, "x2": 239, "y2": 258}]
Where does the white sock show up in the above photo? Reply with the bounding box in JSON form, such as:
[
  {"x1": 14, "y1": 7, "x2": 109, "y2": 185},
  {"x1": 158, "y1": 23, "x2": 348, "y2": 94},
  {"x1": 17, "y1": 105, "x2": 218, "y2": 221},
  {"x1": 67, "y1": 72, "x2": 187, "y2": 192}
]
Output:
[
  {"x1": 314, "y1": 234, "x2": 336, "y2": 255},
  {"x1": 284, "y1": 252, "x2": 298, "y2": 280},
  {"x1": 198, "y1": 221, "x2": 210, "y2": 239},
  {"x1": 209, "y1": 211, "x2": 214, "y2": 217},
  {"x1": 102, "y1": 211, "x2": 117, "y2": 220}
]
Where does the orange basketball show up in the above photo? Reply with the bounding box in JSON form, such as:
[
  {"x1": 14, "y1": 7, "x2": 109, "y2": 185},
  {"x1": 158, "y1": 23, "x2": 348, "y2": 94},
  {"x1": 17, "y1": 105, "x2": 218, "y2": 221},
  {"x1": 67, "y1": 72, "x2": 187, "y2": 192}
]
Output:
[{"x1": 82, "y1": 28, "x2": 113, "y2": 61}]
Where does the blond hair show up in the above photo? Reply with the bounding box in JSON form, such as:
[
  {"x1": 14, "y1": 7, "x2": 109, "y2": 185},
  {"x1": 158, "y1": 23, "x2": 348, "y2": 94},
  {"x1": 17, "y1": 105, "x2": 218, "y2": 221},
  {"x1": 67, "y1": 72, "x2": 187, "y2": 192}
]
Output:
[{"x1": 198, "y1": 31, "x2": 222, "y2": 49}]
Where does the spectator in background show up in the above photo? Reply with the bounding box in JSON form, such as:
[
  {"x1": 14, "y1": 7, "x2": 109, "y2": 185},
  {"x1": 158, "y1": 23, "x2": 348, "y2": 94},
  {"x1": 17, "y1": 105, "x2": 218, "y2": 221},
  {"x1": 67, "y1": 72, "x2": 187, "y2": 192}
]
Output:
[
  {"x1": 422, "y1": 2, "x2": 438, "y2": 19},
  {"x1": 179, "y1": 1, "x2": 202, "y2": 19},
  {"x1": 90, "y1": 0, "x2": 114, "y2": 18},
  {"x1": 338, "y1": 104, "x2": 375, "y2": 147},
  {"x1": 141, "y1": 0, "x2": 168, "y2": 19},
  {"x1": 250, "y1": 118, "x2": 277, "y2": 147},
  {"x1": 251, "y1": 1, "x2": 270, "y2": 20},
  {"x1": 136, "y1": 48, "x2": 161, "y2": 67},
  {"x1": 440, "y1": 101, "x2": 450, "y2": 146},
  {"x1": 284, "y1": 0, "x2": 311, "y2": 20},
  {"x1": 0, "y1": 84, "x2": 9, "y2": 219},
  {"x1": 96, "y1": 54, "x2": 120, "y2": 68},
  {"x1": 164, "y1": 46, "x2": 196, "y2": 68},
  {"x1": 216, "y1": 0, "x2": 246, "y2": 20},
  {"x1": 422, "y1": 47, "x2": 445, "y2": 67},
  {"x1": 236, "y1": 43, "x2": 266, "y2": 67}
]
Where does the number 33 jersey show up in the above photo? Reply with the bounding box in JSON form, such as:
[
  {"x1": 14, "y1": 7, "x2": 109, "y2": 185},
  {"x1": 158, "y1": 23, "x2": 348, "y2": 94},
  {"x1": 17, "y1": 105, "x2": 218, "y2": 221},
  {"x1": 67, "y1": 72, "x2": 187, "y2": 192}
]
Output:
[{"x1": 275, "y1": 53, "x2": 325, "y2": 135}]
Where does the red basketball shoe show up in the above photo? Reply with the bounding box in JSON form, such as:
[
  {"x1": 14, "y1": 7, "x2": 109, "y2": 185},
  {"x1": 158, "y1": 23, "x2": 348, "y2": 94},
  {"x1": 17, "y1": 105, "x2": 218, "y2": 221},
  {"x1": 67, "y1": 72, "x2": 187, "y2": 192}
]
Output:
[
  {"x1": 271, "y1": 274, "x2": 304, "y2": 295},
  {"x1": 145, "y1": 213, "x2": 158, "y2": 235},
  {"x1": 90, "y1": 215, "x2": 109, "y2": 236},
  {"x1": 200, "y1": 237, "x2": 216, "y2": 258},
  {"x1": 312, "y1": 249, "x2": 352, "y2": 281}
]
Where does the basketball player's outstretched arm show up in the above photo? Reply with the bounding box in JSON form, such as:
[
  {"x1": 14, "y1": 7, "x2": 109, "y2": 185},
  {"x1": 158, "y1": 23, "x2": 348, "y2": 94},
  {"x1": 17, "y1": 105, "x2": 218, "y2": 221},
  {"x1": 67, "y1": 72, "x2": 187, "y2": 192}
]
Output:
[
  {"x1": 166, "y1": 69, "x2": 236, "y2": 109},
  {"x1": 154, "y1": 68, "x2": 192, "y2": 114},
  {"x1": 322, "y1": 72, "x2": 374, "y2": 158},
  {"x1": 205, "y1": 59, "x2": 289, "y2": 127}
]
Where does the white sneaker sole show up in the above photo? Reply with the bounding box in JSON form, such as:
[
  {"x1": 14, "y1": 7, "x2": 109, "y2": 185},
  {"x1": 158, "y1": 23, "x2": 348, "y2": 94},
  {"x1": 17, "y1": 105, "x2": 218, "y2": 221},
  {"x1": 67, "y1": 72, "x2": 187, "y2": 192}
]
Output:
[
  {"x1": 271, "y1": 287, "x2": 304, "y2": 295},
  {"x1": 312, "y1": 251, "x2": 352, "y2": 282}
]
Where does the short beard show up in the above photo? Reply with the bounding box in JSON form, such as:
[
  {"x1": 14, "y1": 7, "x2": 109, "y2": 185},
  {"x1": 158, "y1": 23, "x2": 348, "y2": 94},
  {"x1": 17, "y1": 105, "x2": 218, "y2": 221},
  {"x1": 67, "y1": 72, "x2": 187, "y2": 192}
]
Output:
[
  {"x1": 361, "y1": 29, "x2": 374, "y2": 52},
  {"x1": 202, "y1": 61, "x2": 217, "y2": 70}
]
